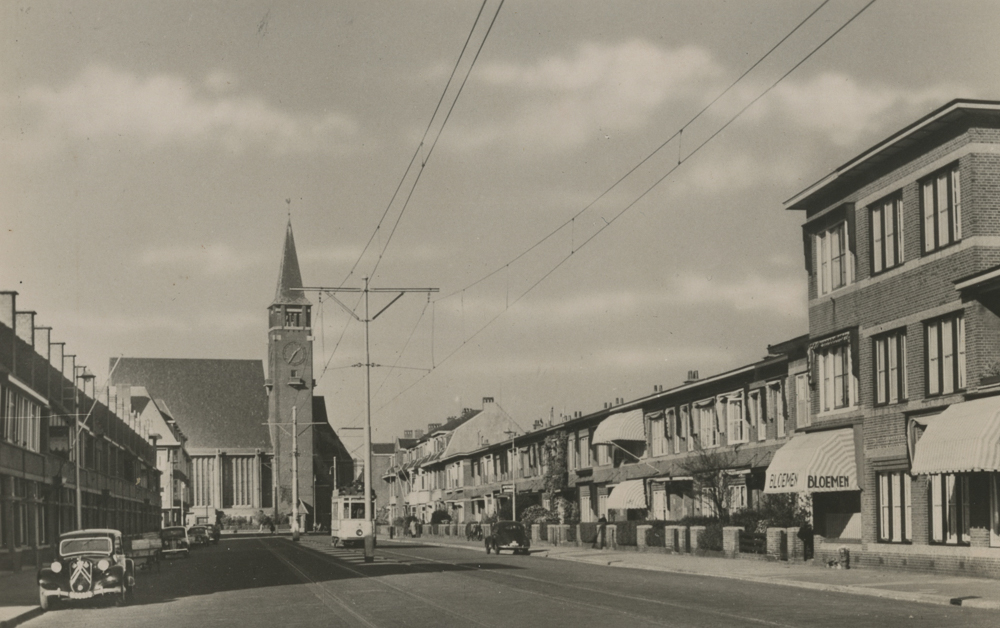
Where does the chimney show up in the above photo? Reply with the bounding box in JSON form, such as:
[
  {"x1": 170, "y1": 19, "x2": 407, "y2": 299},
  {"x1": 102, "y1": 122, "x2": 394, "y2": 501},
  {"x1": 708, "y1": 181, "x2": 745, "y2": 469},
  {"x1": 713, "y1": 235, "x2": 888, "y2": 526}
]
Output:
[
  {"x1": 414, "y1": 429, "x2": 423, "y2": 438},
  {"x1": 427, "y1": 423, "x2": 441, "y2": 433},
  {"x1": 15, "y1": 311, "x2": 36, "y2": 346},
  {"x1": 482, "y1": 396, "x2": 494, "y2": 406},
  {"x1": 50, "y1": 342, "x2": 65, "y2": 371},
  {"x1": 685, "y1": 370, "x2": 700, "y2": 384},
  {"x1": 403, "y1": 430, "x2": 413, "y2": 439},
  {"x1": 34, "y1": 326, "x2": 51, "y2": 361},
  {"x1": 0, "y1": 291, "x2": 16, "y2": 329}
]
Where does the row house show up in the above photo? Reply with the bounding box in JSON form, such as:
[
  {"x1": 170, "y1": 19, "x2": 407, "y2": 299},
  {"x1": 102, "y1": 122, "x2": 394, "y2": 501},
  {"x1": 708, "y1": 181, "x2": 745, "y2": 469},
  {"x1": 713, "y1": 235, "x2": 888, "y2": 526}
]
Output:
[
  {"x1": 786, "y1": 99, "x2": 1000, "y2": 575},
  {"x1": 0, "y1": 291, "x2": 161, "y2": 572},
  {"x1": 559, "y1": 336, "x2": 818, "y2": 526}
]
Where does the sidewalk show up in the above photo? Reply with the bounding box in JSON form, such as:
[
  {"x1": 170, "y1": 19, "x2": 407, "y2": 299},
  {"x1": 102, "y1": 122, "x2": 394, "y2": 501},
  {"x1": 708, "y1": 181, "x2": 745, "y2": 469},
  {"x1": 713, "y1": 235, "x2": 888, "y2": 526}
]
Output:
[
  {"x1": 0, "y1": 567, "x2": 42, "y2": 628},
  {"x1": 383, "y1": 534, "x2": 1000, "y2": 610}
]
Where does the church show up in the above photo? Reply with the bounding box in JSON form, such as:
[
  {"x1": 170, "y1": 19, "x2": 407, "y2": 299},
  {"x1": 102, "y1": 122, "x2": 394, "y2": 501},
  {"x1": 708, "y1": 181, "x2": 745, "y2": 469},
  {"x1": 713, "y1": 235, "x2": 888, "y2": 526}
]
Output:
[{"x1": 110, "y1": 222, "x2": 354, "y2": 531}]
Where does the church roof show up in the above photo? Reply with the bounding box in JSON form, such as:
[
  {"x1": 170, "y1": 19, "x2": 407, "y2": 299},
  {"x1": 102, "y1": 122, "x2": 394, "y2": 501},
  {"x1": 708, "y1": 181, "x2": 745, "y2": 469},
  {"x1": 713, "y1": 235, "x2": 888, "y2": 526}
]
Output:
[
  {"x1": 110, "y1": 358, "x2": 271, "y2": 451},
  {"x1": 272, "y1": 220, "x2": 311, "y2": 306}
]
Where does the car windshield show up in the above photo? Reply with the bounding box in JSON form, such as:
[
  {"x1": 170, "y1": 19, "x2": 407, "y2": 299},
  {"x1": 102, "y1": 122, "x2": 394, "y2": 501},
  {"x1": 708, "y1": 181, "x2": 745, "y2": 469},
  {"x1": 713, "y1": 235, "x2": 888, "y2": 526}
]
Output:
[
  {"x1": 497, "y1": 523, "x2": 524, "y2": 532},
  {"x1": 162, "y1": 528, "x2": 186, "y2": 540},
  {"x1": 61, "y1": 538, "x2": 112, "y2": 556},
  {"x1": 190, "y1": 527, "x2": 205, "y2": 534}
]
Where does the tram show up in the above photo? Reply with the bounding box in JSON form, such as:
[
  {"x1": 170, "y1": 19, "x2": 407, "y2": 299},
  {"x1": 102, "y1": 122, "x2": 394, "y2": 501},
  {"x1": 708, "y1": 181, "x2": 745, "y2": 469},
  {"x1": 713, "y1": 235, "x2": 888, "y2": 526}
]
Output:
[{"x1": 330, "y1": 494, "x2": 377, "y2": 548}]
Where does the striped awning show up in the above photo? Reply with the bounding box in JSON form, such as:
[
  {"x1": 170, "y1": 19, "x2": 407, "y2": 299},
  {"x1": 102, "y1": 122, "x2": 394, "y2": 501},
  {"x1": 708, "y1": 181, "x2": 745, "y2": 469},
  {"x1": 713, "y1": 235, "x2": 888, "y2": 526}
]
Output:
[
  {"x1": 911, "y1": 396, "x2": 1000, "y2": 475},
  {"x1": 606, "y1": 480, "x2": 647, "y2": 510},
  {"x1": 764, "y1": 428, "x2": 858, "y2": 493},
  {"x1": 592, "y1": 409, "x2": 645, "y2": 444}
]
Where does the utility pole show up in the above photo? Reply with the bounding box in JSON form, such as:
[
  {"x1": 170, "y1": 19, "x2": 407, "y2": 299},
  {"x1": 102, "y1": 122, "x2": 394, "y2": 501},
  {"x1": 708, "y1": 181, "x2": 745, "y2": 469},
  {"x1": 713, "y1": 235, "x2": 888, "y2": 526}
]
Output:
[
  {"x1": 297, "y1": 278, "x2": 437, "y2": 562},
  {"x1": 504, "y1": 430, "x2": 517, "y2": 521},
  {"x1": 266, "y1": 408, "x2": 327, "y2": 542}
]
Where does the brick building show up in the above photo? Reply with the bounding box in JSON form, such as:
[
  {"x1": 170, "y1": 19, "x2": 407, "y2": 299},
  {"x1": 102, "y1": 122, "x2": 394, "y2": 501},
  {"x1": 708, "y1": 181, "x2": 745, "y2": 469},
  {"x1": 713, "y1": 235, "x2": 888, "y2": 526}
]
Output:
[{"x1": 786, "y1": 99, "x2": 1000, "y2": 575}]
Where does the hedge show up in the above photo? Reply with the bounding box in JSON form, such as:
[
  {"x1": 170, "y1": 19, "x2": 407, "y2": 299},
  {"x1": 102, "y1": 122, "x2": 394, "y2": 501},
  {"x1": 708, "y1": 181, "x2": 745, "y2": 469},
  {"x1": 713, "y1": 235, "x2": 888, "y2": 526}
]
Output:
[{"x1": 578, "y1": 522, "x2": 598, "y2": 544}]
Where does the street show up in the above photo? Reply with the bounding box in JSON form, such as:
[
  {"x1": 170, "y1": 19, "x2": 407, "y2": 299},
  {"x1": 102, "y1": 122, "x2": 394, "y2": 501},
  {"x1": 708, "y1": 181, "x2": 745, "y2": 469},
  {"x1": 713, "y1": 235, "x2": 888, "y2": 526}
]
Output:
[{"x1": 20, "y1": 535, "x2": 997, "y2": 628}]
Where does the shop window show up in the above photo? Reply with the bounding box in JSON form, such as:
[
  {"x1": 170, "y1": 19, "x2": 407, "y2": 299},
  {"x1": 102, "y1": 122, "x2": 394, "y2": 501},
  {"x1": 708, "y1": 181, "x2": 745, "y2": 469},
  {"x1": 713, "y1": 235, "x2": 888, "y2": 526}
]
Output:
[
  {"x1": 921, "y1": 164, "x2": 961, "y2": 254},
  {"x1": 870, "y1": 193, "x2": 904, "y2": 274},
  {"x1": 873, "y1": 330, "x2": 907, "y2": 406},
  {"x1": 925, "y1": 314, "x2": 965, "y2": 397},
  {"x1": 930, "y1": 473, "x2": 970, "y2": 545},
  {"x1": 877, "y1": 472, "x2": 912, "y2": 543}
]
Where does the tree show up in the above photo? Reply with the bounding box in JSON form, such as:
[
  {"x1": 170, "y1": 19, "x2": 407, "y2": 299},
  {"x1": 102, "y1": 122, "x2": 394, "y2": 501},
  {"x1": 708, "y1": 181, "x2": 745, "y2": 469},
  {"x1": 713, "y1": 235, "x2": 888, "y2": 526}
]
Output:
[{"x1": 678, "y1": 446, "x2": 741, "y2": 521}]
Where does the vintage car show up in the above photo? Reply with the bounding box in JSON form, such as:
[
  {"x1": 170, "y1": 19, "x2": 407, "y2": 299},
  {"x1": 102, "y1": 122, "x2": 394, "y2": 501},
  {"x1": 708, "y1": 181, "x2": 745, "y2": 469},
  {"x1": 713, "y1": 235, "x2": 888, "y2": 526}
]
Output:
[
  {"x1": 187, "y1": 525, "x2": 210, "y2": 547},
  {"x1": 37, "y1": 528, "x2": 135, "y2": 610},
  {"x1": 160, "y1": 526, "x2": 190, "y2": 558},
  {"x1": 484, "y1": 521, "x2": 530, "y2": 555}
]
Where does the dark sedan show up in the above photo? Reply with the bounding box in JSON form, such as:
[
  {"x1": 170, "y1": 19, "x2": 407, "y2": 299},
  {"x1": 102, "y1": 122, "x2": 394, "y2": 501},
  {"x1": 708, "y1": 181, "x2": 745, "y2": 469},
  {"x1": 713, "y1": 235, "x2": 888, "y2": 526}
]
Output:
[{"x1": 485, "y1": 521, "x2": 530, "y2": 555}]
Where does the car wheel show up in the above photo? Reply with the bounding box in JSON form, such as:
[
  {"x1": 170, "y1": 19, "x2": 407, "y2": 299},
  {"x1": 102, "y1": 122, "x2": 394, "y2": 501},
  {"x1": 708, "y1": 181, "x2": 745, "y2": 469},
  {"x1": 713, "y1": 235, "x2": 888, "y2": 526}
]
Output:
[{"x1": 38, "y1": 587, "x2": 52, "y2": 611}]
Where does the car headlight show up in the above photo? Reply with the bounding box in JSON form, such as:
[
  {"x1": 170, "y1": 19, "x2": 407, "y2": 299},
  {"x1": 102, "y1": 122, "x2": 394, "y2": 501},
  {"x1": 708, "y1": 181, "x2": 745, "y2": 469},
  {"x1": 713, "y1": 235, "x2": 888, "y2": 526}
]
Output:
[
  {"x1": 50, "y1": 561, "x2": 63, "y2": 573},
  {"x1": 97, "y1": 559, "x2": 110, "y2": 572}
]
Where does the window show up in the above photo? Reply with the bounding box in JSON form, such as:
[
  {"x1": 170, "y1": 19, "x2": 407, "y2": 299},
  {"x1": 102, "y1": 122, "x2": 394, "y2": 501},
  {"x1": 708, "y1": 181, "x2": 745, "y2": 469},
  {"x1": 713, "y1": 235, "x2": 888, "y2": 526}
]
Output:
[
  {"x1": 816, "y1": 222, "x2": 852, "y2": 295},
  {"x1": 930, "y1": 473, "x2": 970, "y2": 545},
  {"x1": 922, "y1": 165, "x2": 961, "y2": 253},
  {"x1": 721, "y1": 392, "x2": 747, "y2": 445},
  {"x1": 578, "y1": 431, "x2": 591, "y2": 468},
  {"x1": 873, "y1": 331, "x2": 907, "y2": 406},
  {"x1": 816, "y1": 343, "x2": 855, "y2": 412},
  {"x1": 670, "y1": 408, "x2": 683, "y2": 454},
  {"x1": 766, "y1": 381, "x2": 786, "y2": 437},
  {"x1": 681, "y1": 405, "x2": 694, "y2": 452},
  {"x1": 649, "y1": 414, "x2": 668, "y2": 457},
  {"x1": 877, "y1": 472, "x2": 912, "y2": 543},
  {"x1": 794, "y1": 373, "x2": 810, "y2": 429},
  {"x1": 729, "y1": 485, "x2": 747, "y2": 512},
  {"x1": 925, "y1": 314, "x2": 965, "y2": 396},
  {"x1": 749, "y1": 389, "x2": 765, "y2": 441},
  {"x1": 871, "y1": 194, "x2": 904, "y2": 273},
  {"x1": 597, "y1": 443, "x2": 611, "y2": 466},
  {"x1": 695, "y1": 401, "x2": 720, "y2": 448}
]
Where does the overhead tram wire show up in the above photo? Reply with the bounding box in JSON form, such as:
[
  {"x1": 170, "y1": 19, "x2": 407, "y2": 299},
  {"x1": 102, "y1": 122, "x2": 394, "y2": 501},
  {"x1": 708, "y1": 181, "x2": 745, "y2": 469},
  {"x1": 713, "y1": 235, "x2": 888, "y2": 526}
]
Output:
[
  {"x1": 337, "y1": 0, "x2": 490, "y2": 290},
  {"x1": 314, "y1": 0, "x2": 493, "y2": 382},
  {"x1": 367, "y1": 0, "x2": 506, "y2": 281},
  {"x1": 374, "y1": 0, "x2": 878, "y2": 414},
  {"x1": 437, "y1": 0, "x2": 831, "y2": 302}
]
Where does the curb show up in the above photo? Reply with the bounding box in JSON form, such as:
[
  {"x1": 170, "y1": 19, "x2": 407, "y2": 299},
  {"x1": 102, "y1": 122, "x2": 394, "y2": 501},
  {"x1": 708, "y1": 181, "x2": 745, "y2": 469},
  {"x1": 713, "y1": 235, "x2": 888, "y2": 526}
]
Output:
[
  {"x1": 384, "y1": 538, "x2": 999, "y2": 611},
  {"x1": 537, "y1": 550, "x2": 1000, "y2": 610},
  {"x1": 0, "y1": 607, "x2": 43, "y2": 628}
]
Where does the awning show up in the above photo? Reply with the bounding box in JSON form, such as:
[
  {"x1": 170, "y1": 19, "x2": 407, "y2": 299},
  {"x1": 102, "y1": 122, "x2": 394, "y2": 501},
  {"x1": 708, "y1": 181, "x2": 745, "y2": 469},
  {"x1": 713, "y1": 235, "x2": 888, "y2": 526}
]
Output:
[
  {"x1": 764, "y1": 428, "x2": 858, "y2": 493},
  {"x1": 606, "y1": 480, "x2": 647, "y2": 510},
  {"x1": 911, "y1": 396, "x2": 1000, "y2": 475},
  {"x1": 592, "y1": 409, "x2": 645, "y2": 444}
]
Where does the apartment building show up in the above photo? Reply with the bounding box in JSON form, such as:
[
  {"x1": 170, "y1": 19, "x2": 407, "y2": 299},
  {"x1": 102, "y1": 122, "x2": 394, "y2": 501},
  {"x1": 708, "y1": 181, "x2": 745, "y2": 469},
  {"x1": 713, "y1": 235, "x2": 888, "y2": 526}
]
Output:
[
  {"x1": 787, "y1": 99, "x2": 1000, "y2": 575},
  {"x1": 0, "y1": 292, "x2": 160, "y2": 572}
]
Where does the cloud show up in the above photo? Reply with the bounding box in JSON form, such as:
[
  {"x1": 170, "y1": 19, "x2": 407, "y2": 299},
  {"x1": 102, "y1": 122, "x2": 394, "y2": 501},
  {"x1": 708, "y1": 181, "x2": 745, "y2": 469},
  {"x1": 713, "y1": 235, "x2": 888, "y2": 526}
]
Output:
[
  {"x1": 452, "y1": 40, "x2": 722, "y2": 150},
  {"x1": 140, "y1": 243, "x2": 266, "y2": 275},
  {"x1": 764, "y1": 72, "x2": 961, "y2": 147},
  {"x1": 670, "y1": 272, "x2": 805, "y2": 315},
  {"x1": 15, "y1": 65, "x2": 358, "y2": 155}
]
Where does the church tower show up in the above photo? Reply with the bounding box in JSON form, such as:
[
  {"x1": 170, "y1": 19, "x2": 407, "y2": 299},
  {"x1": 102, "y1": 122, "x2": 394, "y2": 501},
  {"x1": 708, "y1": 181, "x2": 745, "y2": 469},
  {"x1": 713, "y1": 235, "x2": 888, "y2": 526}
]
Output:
[{"x1": 266, "y1": 220, "x2": 315, "y2": 525}]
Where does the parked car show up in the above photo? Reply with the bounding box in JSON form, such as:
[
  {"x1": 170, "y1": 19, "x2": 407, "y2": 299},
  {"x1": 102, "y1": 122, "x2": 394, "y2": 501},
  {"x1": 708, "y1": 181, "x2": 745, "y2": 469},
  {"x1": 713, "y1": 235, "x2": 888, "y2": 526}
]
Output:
[
  {"x1": 187, "y1": 525, "x2": 210, "y2": 547},
  {"x1": 37, "y1": 528, "x2": 135, "y2": 610},
  {"x1": 485, "y1": 521, "x2": 530, "y2": 555},
  {"x1": 160, "y1": 526, "x2": 190, "y2": 558}
]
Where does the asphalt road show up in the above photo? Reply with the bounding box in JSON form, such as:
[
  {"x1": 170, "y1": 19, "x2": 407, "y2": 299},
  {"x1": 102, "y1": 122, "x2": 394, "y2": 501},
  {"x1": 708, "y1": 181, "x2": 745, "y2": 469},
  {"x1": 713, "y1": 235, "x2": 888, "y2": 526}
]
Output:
[{"x1": 22, "y1": 536, "x2": 998, "y2": 628}]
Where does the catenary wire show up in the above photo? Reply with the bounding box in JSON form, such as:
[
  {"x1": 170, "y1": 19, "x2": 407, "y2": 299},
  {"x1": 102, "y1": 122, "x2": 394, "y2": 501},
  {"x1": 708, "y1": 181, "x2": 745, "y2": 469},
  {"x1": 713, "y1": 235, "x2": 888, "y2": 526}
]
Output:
[{"x1": 373, "y1": 0, "x2": 878, "y2": 414}]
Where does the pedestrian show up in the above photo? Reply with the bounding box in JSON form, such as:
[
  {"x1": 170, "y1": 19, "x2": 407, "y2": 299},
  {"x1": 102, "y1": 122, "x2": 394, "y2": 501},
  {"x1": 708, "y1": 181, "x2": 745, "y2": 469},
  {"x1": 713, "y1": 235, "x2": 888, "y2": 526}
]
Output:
[
  {"x1": 269, "y1": 521, "x2": 276, "y2": 535},
  {"x1": 593, "y1": 515, "x2": 607, "y2": 550},
  {"x1": 409, "y1": 519, "x2": 417, "y2": 538}
]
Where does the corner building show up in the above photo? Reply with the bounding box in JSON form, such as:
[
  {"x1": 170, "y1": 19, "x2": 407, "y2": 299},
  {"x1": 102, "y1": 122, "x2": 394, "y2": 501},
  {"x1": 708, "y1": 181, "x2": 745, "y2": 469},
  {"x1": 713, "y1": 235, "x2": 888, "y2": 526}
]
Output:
[{"x1": 787, "y1": 99, "x2": 1000, "y2": 575}]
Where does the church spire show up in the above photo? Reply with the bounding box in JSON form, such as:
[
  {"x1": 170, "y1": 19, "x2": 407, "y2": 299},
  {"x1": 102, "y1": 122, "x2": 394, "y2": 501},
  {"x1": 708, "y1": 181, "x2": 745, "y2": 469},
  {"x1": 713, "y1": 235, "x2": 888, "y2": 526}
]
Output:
[{"x1": 272, "y1": 220, "x2": 310, "y2": 306}]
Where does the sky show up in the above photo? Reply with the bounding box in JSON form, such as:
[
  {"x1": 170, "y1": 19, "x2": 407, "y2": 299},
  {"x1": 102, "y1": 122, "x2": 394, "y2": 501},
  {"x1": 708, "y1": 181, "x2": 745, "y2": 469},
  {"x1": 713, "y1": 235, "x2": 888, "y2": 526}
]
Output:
[{"x1": 4, "y1": 0, "x2": 1000, "y2": 450}]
